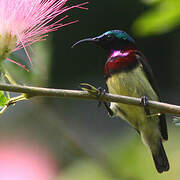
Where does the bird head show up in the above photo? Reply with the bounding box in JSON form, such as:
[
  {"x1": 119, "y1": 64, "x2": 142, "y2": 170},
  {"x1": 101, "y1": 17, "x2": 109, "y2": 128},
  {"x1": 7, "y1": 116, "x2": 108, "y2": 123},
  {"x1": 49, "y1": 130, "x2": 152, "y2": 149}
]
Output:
[{"x1": 72, "y1": 30, "x2": 136, "y2": 51}]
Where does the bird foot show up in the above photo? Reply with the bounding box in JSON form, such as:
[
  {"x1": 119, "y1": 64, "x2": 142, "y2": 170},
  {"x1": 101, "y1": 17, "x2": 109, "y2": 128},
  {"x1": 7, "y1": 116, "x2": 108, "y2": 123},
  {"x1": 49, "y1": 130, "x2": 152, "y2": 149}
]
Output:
[
  {"x1": 97, "y1": 87, "x2": 106, "y2": 107},
  {"x1": 80, "y1": 83, "x2": 100, "y2": 96},
  {"x1": 141, "y1": 96, "x2": 150, "y2": 116},
  {"x1": 80, "y1": 83, "x2": 114, "y2": 116},
  {"x1": 97, "y1": 87, "x2": 114, "y2": 117}
]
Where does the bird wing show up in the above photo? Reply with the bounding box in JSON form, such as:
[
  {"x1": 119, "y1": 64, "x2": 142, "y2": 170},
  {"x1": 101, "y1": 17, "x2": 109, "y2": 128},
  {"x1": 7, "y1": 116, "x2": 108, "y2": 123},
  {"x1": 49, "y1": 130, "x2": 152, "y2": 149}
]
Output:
[{"x1": 135, "y1": 51, "x2": 168, "y2": 141}]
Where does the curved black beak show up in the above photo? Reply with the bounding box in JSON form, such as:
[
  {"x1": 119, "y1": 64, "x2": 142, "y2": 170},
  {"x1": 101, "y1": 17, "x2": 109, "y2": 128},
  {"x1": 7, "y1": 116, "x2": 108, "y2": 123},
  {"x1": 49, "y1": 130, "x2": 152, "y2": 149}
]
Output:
[{"x1": 71, "y1": 38, "x2": 98, "y2": 48}]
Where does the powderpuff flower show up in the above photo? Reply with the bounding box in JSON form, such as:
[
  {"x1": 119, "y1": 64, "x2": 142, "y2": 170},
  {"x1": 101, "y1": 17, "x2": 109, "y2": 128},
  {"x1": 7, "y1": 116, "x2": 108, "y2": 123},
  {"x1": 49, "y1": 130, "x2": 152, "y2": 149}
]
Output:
[{"x1": 0, "y1": 0, "x2": 88, "y2": 68}]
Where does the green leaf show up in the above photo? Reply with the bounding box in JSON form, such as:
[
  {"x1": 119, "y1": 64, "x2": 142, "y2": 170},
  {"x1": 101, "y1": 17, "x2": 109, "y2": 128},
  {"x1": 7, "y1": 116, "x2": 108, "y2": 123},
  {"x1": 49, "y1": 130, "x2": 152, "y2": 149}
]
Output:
[
  {"x1": 0, "y1": 91, "x2": 8, "y2": 107},
  {"x1": 132, "y1": 0, "x2": 180, "y2": 36},
  {"x1": 141, "y1": 0, "x2": 163, "y2": 5}
]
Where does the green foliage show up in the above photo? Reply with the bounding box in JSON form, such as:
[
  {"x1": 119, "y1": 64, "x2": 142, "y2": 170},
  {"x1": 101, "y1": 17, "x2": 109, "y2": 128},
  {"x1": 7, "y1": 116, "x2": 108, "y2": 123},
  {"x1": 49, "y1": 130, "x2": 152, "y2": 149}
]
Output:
[
  {"x1": 60, "y1": 130, "x2": 180, "y2": 180},
  {"x1": 0, "y1": 91, "x2": 8, "y2": 107},
  {"x1": 60, "y1": 159, "x2": 114, "y2": 180},
  {"x1": 132, "y1": 0, "x2": 180, "y2": 36}
]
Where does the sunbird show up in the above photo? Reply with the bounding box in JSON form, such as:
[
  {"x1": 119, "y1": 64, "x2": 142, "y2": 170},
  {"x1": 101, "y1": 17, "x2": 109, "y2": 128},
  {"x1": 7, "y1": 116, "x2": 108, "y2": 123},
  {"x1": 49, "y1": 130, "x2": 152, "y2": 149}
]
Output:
[{"x1": 72, "y1": 30, "x2": 169, "y2": 173}]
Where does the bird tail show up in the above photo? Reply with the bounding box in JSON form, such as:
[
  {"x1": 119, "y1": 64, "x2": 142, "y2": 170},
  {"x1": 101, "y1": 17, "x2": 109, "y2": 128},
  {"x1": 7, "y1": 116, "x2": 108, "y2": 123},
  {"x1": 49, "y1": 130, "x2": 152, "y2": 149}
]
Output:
[{"x1": 151, "y1": 140, "x2": 169, "y2": 173}]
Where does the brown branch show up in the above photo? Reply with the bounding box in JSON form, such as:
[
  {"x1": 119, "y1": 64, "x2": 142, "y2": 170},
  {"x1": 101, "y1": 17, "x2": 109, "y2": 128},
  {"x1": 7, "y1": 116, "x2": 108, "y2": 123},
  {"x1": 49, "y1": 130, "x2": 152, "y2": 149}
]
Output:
[{"x1": 0, "y1": 83, "x2": 179, "y2": 115}]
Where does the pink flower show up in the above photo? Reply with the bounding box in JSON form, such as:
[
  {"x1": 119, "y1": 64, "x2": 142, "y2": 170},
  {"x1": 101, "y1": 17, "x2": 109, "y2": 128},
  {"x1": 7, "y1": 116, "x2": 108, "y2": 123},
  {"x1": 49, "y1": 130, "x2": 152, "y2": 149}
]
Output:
[
  {"x1": 0, "y1": 138, "x2": 58, "y2": 180},
  {"x1": 0, "y1": 0, "x2": 88, "y2": 68}
]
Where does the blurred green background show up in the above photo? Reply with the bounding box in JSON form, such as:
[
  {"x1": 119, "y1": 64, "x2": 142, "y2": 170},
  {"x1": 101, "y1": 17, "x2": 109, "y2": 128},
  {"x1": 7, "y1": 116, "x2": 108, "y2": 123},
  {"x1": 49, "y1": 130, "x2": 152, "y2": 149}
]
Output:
[{"x1": 1, "y1": 0, "x2": 180, "y2": 179}]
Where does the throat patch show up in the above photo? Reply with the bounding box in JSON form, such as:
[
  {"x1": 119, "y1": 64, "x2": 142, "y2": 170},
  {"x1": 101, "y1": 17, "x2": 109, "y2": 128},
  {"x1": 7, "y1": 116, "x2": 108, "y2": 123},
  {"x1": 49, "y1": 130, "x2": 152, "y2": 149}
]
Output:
[{"x1": 104, "y1": 50, "x2": 137, "y2": 78}]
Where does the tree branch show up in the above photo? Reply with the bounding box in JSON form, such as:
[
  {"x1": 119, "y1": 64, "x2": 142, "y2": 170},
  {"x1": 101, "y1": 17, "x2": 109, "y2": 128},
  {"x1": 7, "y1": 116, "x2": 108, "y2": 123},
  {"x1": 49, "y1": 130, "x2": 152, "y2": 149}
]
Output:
[{"x1": 0, "y1": 83, "x2": 179, "y2": 115}]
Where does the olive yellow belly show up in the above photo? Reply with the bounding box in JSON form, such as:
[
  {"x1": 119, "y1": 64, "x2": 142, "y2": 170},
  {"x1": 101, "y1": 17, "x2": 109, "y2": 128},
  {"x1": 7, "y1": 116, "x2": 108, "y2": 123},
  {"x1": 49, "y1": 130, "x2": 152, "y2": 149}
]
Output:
[{"x1": 106, "y1": 64, "x2": 161, "y2": 139}]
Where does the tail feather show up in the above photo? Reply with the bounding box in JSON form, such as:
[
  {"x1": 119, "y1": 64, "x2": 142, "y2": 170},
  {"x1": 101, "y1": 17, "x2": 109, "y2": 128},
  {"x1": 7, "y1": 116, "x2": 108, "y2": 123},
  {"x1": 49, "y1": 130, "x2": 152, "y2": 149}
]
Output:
[{"x1": 152, "y1": 141, "x2": 169, "y2": 173}]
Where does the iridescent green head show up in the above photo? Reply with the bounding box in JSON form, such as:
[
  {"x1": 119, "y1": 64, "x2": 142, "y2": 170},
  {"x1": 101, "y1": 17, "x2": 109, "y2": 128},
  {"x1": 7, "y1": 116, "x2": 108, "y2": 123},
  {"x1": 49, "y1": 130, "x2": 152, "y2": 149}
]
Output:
[{"x1": 103, "y1": 30, "x2": 135, "y2": 43}]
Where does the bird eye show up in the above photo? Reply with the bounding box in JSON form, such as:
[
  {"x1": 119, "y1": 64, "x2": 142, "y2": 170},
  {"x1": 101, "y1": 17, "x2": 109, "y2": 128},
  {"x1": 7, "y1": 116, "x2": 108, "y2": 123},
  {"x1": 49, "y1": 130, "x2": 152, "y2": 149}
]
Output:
[
  {"x1": 106, "y1": 34, "x2": 113, "y2": 39},
  {"x1": 103, "y1": 34, "x2": 113, "y2": 42}
]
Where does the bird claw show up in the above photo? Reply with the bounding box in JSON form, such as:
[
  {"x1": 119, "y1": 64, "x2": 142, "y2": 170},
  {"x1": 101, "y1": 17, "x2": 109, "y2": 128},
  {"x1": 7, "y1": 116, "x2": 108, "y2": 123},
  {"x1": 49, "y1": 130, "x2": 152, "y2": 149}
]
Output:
[
  {"x1": 80, "y1": 83, "x2": 99, "y2": 96},
  {"x1": 80, "y1": 83, "x2": 105, "y2": 103},
  {"x1": 97, "y1": 88, "x2": 114, "y2": 116},
  {"x1": 141, "y1": 96, "x2": 162, "y2": 119},
  {"x1": 97, "y1": 87, "x2": 106, "y2": 107},
  {"x1": 141, "y1": 96, "x2": 150, "y2": 116},
  {"x1": 80, "y1": 83, "x2": 113, "y2": 116},
  {"x1": 141, "y1": 96, "x2": 148, "y2": 106},
  {"x1": 80, "y1": 83, "x2": 103, "y2": 106}
]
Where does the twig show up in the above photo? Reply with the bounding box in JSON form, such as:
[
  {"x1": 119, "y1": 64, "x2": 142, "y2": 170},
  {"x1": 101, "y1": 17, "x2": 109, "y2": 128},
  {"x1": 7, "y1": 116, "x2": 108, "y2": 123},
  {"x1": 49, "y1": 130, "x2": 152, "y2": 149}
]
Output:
[{"x1": 0, "y1": 83, "x2": 179, "y2": 115}]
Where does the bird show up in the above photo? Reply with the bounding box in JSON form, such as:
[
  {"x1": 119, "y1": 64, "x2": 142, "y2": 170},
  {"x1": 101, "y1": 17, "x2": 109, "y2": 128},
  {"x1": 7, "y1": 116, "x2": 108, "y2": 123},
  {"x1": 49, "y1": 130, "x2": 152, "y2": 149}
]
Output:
[{"x1": 72, "y1": 30, "x2": 169, "y2": 173}]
